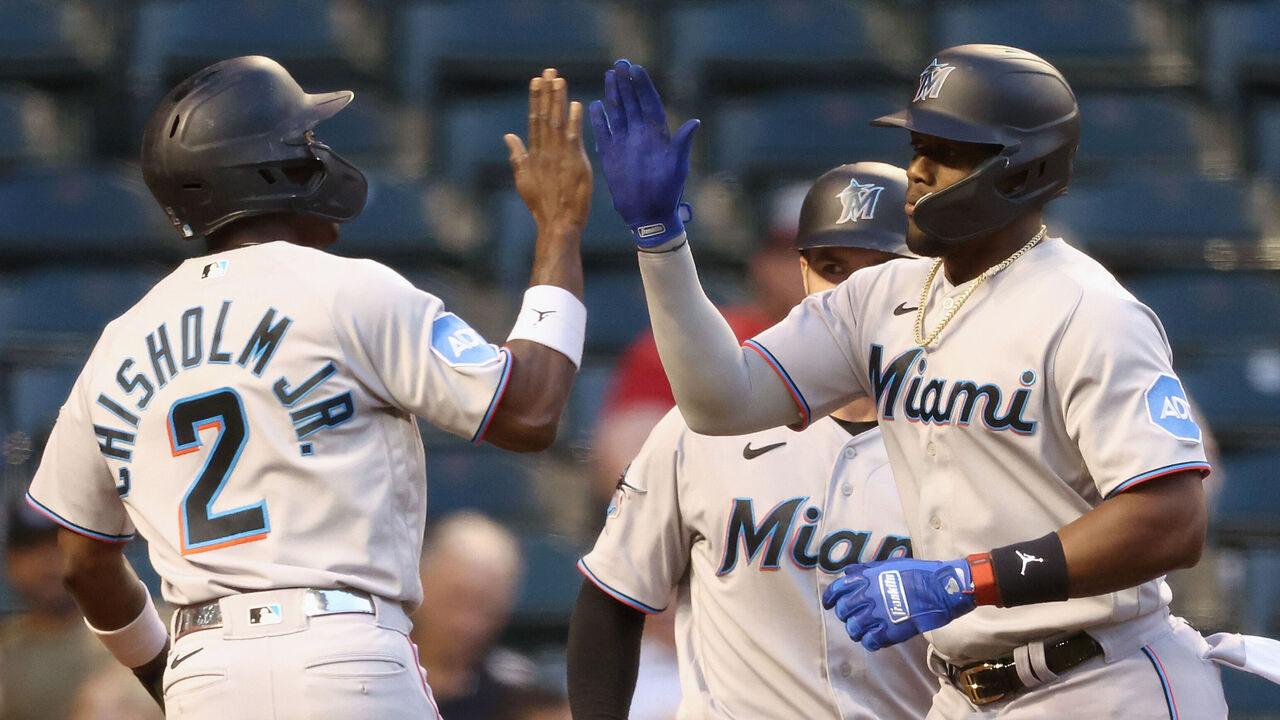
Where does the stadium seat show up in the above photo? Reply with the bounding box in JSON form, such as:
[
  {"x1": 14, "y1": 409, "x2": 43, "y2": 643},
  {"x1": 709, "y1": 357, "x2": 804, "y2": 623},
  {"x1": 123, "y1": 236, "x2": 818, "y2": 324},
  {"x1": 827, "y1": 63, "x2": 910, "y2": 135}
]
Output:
[
  {"x1": 396, "y1": 0, "x2": 612, "y2": 104},
  {"x1": 514, "y1": 530, "x2": 589, "y2": 622},
  {"x1": 1179, "y1": 350, "x2": 1280, "y2": 447},
  {"x1": 1221, "y1": 668, "x2": 1280, "y2": 720},
  {"x1": 0, "y1": 165, "x2": 177, "y2": 262},
  {"x1": 436, "y1": 95, "x2": 527, "y2": 188},
  {"x1": 560, "y1": 361, "x2": 616, "y2": 451},
  {"x1": 426, "y1": 445, "x2": 537, "y2": 523},
  {"x1": 0, "y1": 85, "x2": 72, "y2": 170},
  {"x1": 331, "y1": 171, "x2": 440, "y2": 261},
  {"x1": 1213, "y1": 449, "x2": 1280, "y2": 641},
  {"x1": 491, "y1": 173, "x2": 633, "y2": 285},
  {"x1": 1122, "y1": 271, "x2": 1280, "y2": 360},
  {"x1": 131, "y1": 0, "x2": 387, "y2": 132},
  {"x1": 1074, "y1": 91, "x2": 1216, "y2": 180},
  {"x1": 1254, "y1": 99, "x2": 1280, "y2": 179},
  {"x1": 1205, "y1": 0, "x2": 1280, "y2": 103},
  {"x1": 8, "y1": 364, "x2": 78, "y2": 436},
  {"x1": 581, "y1": 269, "x2": 653, "y2": 356},
  {"x1": 0, "y1": 0, "x2": 116, "y2": 84},
  {"x1": 1043, "y1": 175, "x2": 1265, "y2": 271},
  {"x1": 933, "y1": 0, "x2": 1193, "y2": 87},
  {"x1": 664, "y1": 0, "x2": 919, "y2": 101},
  {"x1": 708, "y1": 90, "x2": 905, "y2": 192}
]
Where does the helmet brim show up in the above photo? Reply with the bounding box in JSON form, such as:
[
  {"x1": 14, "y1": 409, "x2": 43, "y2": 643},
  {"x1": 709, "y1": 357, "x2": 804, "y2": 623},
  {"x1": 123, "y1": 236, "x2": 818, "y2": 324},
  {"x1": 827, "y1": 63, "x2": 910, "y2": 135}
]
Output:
[{"x1": 871, "y1": 107, "x2": 1008, "y2": 147}]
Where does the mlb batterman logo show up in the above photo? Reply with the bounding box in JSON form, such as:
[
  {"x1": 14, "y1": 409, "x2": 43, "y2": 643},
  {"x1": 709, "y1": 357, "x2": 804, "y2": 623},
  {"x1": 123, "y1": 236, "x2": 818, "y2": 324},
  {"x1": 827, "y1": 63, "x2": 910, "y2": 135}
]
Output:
[
  {"x1": 835, "y1": 178, "x2": 884, "y2": 224},
  {"x1": 914, "y1": 59, "x2": 957, "y2": 102},
  {"x1": 879, "y1": 570, "x2": 911, "y2": 624}
]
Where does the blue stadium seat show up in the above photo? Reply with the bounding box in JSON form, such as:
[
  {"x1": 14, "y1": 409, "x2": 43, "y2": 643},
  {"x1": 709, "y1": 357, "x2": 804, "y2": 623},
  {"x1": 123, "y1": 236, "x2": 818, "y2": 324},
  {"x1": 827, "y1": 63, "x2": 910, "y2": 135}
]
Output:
[
  {"x1": 515, "y1": 530, "x2": 589, "y2": 621},
  {"x1": 1044, "y1": 175, "x2": 1264, "y2": 270},
  {"x1": 426, "y1": 446, "x2": 536, "y2": 523},
  {"x1": 0, "y1": 165, "x2": 176, "y2": 261},
  {"x1": 436, "y1": 95, "x2": 526, "y2": 187},
  {"x1": 397, "y1": 0, "x2": 612, "y2": 104},
  {"x1": 332, "y1": 171, "x2": 440, "y2": 260},
  {"x1": 492, "y1": 174, "x2": 633, "y2": 285},
  {"x1": 581, "y1": 269, "x2": 653, "y2": 356},
  {"x1": 561, "y1": 361, "x2": 616, "y2": 451},
  {"x1": 1122, "y1": 272, "x2": 1280, "y2": 359},
  {"x1": 131, "y1": 0, "x2": 386, "y2": 130},
  {"x1": 0, "y1": 0, "x2": 117, "y2": 83},
  {"x1": 709, "y1": 90, "x2": 905, "y2": 190},
  {"x1": 1205, "y1": 0, "x2": 1280, "y2": 103},
  {"x1": 1215, "y1": 449, "x2": 1280, "y2": 541},
  {"x1": 1221, "y1": 668, "x2": 1280, "y2": 720},
  {"x1": 665, "y1": 0, "x2": 918, "y2": 100},
  {"x1": 0, "y1": 85, "x2": 71, "y2": 169},
  {"x1": 8, "y1": 364, "x2": 79, "y2": 435},
  {"x1": 1179, "y1": 350, "x2": 1280, "y2": 446},
  {"x1": 933, "y1": 0, "x2": 1192, "y2": 87},
  {"x1": 1074, "y1": 91, "x2": 1212, "y2": 180},
  {"x1": 1213, "y1": 449, "x2": 1280, "y2": 642},
  {"x1": 1254, "y1": 100, "x2": 1280, "y2": 179}
]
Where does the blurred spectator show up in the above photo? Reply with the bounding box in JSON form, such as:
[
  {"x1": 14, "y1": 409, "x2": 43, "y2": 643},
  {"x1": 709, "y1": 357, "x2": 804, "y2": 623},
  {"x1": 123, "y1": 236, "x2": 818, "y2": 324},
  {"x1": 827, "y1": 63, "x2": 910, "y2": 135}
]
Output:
[
  {"x1": 411, "y1": 511, "x2": 539, "y2": 720},
  {"x1": 587, "y1": 183, "x2": 809, "y2": 505},
  {"x1": 0, "y1": 500, "x2": 115, "y2": 720},
  {"x1": 66, "y1": 664, "x2": 164, "y2": 720}
]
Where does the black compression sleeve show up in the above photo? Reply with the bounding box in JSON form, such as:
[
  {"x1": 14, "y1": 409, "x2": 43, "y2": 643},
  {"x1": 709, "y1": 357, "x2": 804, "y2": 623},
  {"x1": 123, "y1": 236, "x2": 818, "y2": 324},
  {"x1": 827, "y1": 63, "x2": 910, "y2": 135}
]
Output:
[{"x1": 567, "y1": 578, "x2": 647, "y2": 720}]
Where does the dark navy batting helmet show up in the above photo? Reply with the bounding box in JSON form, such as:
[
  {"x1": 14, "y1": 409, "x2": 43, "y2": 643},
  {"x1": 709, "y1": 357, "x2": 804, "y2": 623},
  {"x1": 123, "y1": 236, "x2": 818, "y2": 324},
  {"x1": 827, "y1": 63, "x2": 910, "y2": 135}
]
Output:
[
  {"x1": 141, "y1": 55, "x2": 368, "y2": 240},
  {"x1": 795, "y1": 162, "x2": 913, "y2": 257},
  {"x1": 872, "y1": 44, "x2": 1080, "y2": 245}
]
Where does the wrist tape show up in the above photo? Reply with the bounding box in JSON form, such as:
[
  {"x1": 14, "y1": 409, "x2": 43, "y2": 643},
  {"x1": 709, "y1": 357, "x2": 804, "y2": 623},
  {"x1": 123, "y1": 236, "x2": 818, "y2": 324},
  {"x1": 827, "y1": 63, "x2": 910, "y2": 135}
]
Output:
[
  {"x1": 506, "y1": 285, "x2": 587, "y2": 368},
  {"x1": 970, "y1": 532, "x2": 1069, "y2": 607},
  {"x1": 85, "y1": 585, "x2": 168, "y2": 669}
]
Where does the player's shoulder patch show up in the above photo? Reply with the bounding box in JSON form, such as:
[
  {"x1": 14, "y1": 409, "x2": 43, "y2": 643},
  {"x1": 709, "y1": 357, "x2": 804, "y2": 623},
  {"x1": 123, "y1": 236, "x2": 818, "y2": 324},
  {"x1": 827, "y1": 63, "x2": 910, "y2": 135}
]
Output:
[
  {"x1": 430, "y1": 312, "x2": 500, "y2": 367},
  {"x1": 1145, "y1": 373, "x2": 1201, "y2": 442}
]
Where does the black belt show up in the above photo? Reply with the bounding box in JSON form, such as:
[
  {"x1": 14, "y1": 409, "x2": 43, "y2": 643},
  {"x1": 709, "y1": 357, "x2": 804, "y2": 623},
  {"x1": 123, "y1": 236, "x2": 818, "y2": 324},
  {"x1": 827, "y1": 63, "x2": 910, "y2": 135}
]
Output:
[{"x1": 938, "y1": 631, "x2": 1104, "y2": 706}]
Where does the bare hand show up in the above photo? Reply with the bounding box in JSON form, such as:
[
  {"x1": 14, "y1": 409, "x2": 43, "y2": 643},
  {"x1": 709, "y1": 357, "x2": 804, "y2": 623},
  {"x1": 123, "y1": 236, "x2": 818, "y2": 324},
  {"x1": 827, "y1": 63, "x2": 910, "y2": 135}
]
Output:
[{"x1": 504, "y1": 68, "x2": 593, "y2": 235}]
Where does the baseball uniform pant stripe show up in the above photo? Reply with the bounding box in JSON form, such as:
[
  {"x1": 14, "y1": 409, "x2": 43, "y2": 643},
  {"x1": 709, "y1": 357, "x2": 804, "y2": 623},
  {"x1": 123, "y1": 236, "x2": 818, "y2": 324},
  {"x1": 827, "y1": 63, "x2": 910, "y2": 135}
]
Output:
[
  {"x1": 1104, "y1": 462, "x2": 1211, "y2": 499},
  {"x1": 471, "y1": 347, "x2": 513, "y2": 444},
  {"x1": 577, "y1": 560, "x2": 663, "y2": 614},
  {"x1": 744, "y1": 340, "x2": 811, "y2": 428},
  {"x1": 406, "y1": 634, "x2": 443, "y2": 720},
  {"x1": 24, "y1": 493, "x2": 134, "y2": 542},
  {"x1": 1140, "y1": 646, "x2": 1177, "y2": 720}
]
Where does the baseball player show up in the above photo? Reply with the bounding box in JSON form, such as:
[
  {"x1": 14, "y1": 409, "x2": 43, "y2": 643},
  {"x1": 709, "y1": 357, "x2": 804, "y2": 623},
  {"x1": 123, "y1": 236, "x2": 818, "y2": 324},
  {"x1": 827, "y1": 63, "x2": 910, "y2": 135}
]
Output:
[
  {"x1": 590, "y1": 50, "x2": 1229, "y2": 717},
  {"x1": 25, "y1": 56, "x2": 591, "y2": 719},
  {"x1": 566, "y1": 162, "x2": 939, "y2": 720}
]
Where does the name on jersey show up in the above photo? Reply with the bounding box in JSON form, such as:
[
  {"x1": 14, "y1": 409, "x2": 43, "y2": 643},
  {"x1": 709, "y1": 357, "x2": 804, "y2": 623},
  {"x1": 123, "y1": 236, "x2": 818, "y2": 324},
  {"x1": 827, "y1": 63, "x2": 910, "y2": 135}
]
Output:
[
  {"x1": 92, "y1": 301, "x2": 355, "y2": 466},
  {"x1": 717, "y1": 497, "x2": 911, "y2": 575},
  {"x1": 869, "y1": 345, "x2": 1037, "y2": 434}
]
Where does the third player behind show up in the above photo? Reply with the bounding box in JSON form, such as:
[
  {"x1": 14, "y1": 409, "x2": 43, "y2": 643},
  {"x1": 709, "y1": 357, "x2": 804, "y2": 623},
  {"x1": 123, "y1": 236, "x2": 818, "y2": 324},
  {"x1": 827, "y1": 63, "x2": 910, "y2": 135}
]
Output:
[{"x1": 566, "y1": 162, "x2": 937, "y2": 720}]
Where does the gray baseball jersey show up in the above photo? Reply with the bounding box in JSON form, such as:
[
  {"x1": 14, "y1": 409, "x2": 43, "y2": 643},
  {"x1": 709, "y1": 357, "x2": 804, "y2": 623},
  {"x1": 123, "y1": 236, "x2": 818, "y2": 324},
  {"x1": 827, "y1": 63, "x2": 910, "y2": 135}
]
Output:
[
  {"x1": 580, "y1": 407, "x2": 937, "y2": 719},
  {"x1": 749, "y1": 236, "x2": 1209, "y2": 664},
  {"x1": 27, "y1": 241, "x2": 510, "y2": 610}
]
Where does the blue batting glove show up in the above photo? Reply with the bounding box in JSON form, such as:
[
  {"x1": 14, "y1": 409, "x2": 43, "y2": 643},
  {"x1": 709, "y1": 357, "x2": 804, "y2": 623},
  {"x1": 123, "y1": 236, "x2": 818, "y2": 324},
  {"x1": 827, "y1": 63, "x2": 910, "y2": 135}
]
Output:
[
  {"x1": 589, "y1": 59, "x2": 700, "y2": 249},
  {"x1": 821, "y1": 557, "x2": 977, "y2": 651}
]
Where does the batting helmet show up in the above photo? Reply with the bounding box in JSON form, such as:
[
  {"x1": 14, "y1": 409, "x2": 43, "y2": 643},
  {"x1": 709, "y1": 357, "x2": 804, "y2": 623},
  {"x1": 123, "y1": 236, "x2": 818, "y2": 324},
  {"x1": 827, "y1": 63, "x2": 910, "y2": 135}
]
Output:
[
  {"x1": 871, "y1": 44, "x2": 1080, "y2": 245},
  {"x1": 141, "y1": 55, "x2": 368, "y2": 240},
  {"x1": 795, "y1": 162, "x2": 912, "y2": 257}
]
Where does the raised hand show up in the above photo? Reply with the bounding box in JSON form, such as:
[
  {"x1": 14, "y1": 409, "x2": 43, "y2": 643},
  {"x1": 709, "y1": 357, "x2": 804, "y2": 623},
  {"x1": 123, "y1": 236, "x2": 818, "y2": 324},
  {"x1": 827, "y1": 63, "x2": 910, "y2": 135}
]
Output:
[
  {"x1": 504, "y1": 68, "x2": 593, "y2": 236},
  {"x1": 589, "y1": 59, "x2": 700, "y2": 249},
  {"x1": 822, "y1": 557, "x2": 977, "y2": 651}
]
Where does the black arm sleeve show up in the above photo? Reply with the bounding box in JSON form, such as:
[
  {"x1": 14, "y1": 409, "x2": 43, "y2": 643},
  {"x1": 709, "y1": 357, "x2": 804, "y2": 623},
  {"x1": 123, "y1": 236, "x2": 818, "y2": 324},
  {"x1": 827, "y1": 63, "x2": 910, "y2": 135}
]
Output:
[{"x1": 566, "y1": 578, "x2": 647, "y2": 720}]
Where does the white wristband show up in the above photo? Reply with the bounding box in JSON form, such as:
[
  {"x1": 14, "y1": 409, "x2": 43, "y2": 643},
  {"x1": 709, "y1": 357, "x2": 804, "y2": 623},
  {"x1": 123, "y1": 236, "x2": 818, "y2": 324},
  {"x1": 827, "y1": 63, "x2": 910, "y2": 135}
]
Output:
[
  {"x1": 85, "y1": 585, "x2": 168, "y2": 668},
  {"x1": 506, "y1": 285, "x2": 587, "y2": 368}
]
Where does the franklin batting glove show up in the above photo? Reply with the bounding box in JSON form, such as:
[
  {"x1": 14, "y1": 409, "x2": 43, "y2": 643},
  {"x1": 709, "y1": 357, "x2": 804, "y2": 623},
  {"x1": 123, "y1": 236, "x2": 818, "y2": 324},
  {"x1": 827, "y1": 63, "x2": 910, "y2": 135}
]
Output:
[
  {"x1": 589, "y1": 59, "x2": 700, "y2": 249},
  {"x1": 822, "y1": 557, "x2": 977, "y2": 651}
]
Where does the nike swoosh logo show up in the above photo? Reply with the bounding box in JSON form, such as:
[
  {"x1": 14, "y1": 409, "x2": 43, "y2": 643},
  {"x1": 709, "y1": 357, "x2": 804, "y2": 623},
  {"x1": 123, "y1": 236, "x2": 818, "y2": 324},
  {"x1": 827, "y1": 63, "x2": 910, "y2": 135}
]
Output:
[
  {"x1": 893, "y1": 302, "x2": 919, "y2": 316},
  {"x1": 743, "y1": 441, "x2": 786, "y2": 460},
  {"x1": 170, "y1": 647, "x2": 204, "y2": 670}
]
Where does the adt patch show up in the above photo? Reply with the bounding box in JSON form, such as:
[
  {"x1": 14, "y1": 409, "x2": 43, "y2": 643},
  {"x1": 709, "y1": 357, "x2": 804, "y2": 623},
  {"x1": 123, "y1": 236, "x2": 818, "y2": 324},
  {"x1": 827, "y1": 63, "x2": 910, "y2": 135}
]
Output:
[
  {"x1": 1146, "y1": 374, "x2": 1201, "y2": 442},
  {"x1": 431, "y1": 313, "x2": 499, "y2": 367}
]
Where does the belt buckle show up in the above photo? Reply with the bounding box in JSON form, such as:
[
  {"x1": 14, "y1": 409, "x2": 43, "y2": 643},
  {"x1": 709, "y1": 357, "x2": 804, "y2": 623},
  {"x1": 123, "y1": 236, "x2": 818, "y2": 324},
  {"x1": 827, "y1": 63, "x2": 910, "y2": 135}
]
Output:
[{"x1": 954, "y1": 661, "x2": 1010, "y2": 706}]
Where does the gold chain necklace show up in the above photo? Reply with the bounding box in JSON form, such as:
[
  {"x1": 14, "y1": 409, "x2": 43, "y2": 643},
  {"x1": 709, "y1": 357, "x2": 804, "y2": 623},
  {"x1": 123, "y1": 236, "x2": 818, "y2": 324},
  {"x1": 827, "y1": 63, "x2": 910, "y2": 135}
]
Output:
[{"x1": 913, "y1": 225, "x2": 1048, "y2": 347}]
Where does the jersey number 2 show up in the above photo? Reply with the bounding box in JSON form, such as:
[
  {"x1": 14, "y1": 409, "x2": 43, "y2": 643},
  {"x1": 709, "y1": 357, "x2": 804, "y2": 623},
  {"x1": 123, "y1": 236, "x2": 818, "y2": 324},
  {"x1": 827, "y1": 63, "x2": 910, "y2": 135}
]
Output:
[{"x1": 169, "y1": 389, "x2": 269, "y2": 554}]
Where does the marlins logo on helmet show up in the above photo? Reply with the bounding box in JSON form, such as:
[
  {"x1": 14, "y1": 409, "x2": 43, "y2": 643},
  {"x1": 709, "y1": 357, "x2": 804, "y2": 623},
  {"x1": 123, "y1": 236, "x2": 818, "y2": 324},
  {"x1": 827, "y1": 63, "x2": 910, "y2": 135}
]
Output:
[
  {"x1": 913, "y1": 59, "x2": 956, "y2": 102},
  {"x1": 835, "y1": 178, "x2": 884, "y2": 224}
]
